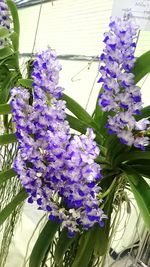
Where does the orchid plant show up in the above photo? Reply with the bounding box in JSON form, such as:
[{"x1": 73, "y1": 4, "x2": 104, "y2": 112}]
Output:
[{"x1": 0, "y1": 1, "x2": 150, "y2": 267}]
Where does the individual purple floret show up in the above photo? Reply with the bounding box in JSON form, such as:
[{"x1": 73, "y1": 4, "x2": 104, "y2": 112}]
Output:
[
  {"x1": 98, "y1": 17, "x2": 149, "y2": 150},
  {"x1": 0, "y1": 0, "x2": 11, "y2": 48},
  {"x1": 11, "y1": 48, "x2": 105, "y2": 235}
]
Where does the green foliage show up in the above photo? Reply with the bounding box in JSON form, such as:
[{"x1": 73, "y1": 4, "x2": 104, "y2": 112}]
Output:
[
  {"x1": 128, "y1": 164, "x2": 150, "y2": 179},
  {"x1": 0, "y1": 168, "x2": 16, "y2": 185},
  {"x1": 0, "y1": 104, "x2": 11, "y2": 115},
  {"x1": 71, "y1": 228, "x2": 97, "y2": 267},
  {"x1": 0, "y1": 28, "x2": 10, "y2": 39},
  {"x1": 18, "y1": 78, "x2": 33, "y2": 88},
  {"x1": 0, "y1": 133, "x2": 17, "y2": 145},
  {"x1": 6, "y1": 0, "x2": 20, "y2": 51},
  {"x1": 0, "y1": 47, "x2": 13, "y2": 60},
  {"x1": 132, "y1": 50, "x2": 150, "y2": 83},
  {"x1": 29, "y1": 220, "x2": 60, "y2": 267},
  {"x1": 135, "y1": 105, "x2": 150, "y2": 120},
  {"x1": 66, "y1": 114, "x2": 90, "y2": 134},
  {"x1": 124, "y1": 166, "x2": 150, "y2": 232},
  {"x1": 0, "y1": 71, "x2": 18, "y2": 104},
  {"x1": 63, "y1": 94, "x2": 103, "y2": 143},
  {"x1": 62, "y1": 93, "x2": 93, "y2": 125},
  {"x1": 94, "y1": 192, "x2": 115, "y2": 257},
  {"x1": 54, "y1": 228, "x2": 78, "y2": 266},
  {"x1": 0, "y1": 189, "x2": 27, "y2": 226},
  {"x1": 115, "y1": 151, "x2": 150, "y2": 166}
]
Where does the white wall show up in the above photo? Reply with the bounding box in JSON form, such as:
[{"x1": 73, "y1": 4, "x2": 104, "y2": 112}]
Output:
[{"x1": 18, "y1": 0, "x2": 150, "y2": 112}]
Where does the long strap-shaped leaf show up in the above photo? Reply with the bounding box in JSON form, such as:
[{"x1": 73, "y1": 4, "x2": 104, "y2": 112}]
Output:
[
  {"x1": 54, "y1": 228, "x2": 78, "y2": 266},
  {"x1": 94, "y1": 191, "x2": 115, "y2": 257},
  {"x1": 128, "y1": 164, "x2": 150, "y2": 179},
  {"x1": 62, "y1": 93, "x2": 92, "y2": 124},
  {"x1": 0, "y1": 104, "x2": 12, "y2": 115},
  {"x1": 135, "y1": 105, "x2": 150, "y2": 121},
  {"x1": 0, "y1": 133, "x2": 17, "y2": 145},
  {"x1": 6, "y1": 0, "x2": 20, "y2": 37},
  {"x1": 66, "y1": 114, "x2": 90, "y2": 134},
  {"x1": 132, "y1": 50, "x2": 150, "y2": 84},
  {"x1": 62, "y1": 93, "x2": 101, "y2": 134},
  {"x1": 0, "y1": 188, "x2": 27, "y2": 226},
  {"x1": 29, "y1": 220, "x2": 60, "y2": 267},
  {"x1": 71, "y1": 227, "x2": 96, "y2": 267},
  {"x1": 0, "y1": 168, "x2": 16, "y2": 185},
  {"x1": 6, "y1": 0, "x2": 20, "y2": 53},
  {"x1": 124, "y1": 166, "x2": 150, "y2": 232},
  {"x1": 67, "y1": 114, "x2": 103, "y2": 144},
  {"x1": 115, "y1": 151, "x2": 150, "y2": 166},
  {"x1": 0, "y1": 47, "x2": 13, "y2": 60}
]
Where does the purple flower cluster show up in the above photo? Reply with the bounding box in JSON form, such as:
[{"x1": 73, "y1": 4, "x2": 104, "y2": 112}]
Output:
[
  {"x1": 0, "y1": 0, "x2": 11, "y2": 48},
  {"x1": 11, "y1": 48, "x2": 105, "y2": 235},
  {"x1": 98, "y1": 17, "x2": 149, "y2": 150}
]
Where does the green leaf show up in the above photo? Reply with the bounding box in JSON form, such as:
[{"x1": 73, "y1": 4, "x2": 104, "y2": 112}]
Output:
[
  {"x1": 124, "y1": 166, "x2": 150, "y2": 232},
  {"x1": 0, "y1": 28, "x2": 10, "y2": 39},
  {"x1": 0, "y1": 71, "x2": 19, "y2": 104},
  {"x1": 67, "y1": 114, "x2": 103, "y2": 144},
  {"x1": 94, "y1": 188, "x2": 115, "y2": 256},
  {"x1": 62, "y1": 93, "x2": 95, "y2": 126},
  {"x1": 0, "y1": 133, "x2": 17, "y2": 145},
  {"x1": 0, "y1": 189, "x2": 27, "y2": 226},
  {"x1": 6, "y1": 0, "x2": 20, "y2": 37},
  {"x1": 92, "y1": 96, "x2": 103, "y2": 128},
  {"x1": 6, "y1": 0, "x2": 20, "y2": 52},
  {"x1": 96, "y1": 110, "x2": 114, "y2": 137},
  {"x1": 0, "y1": 65, "x2": 9, "y2": 86},
  {"x1": 0, "y1": 104, "x2": 11, "y2": 115},
  {"x1": 135, "y1": 105, "x2": 150, "y2": 121},
  {"x1": 105, "y1": 134, "x2": 130, "y2": 167},
  {"x1": 115, "y1": 151, "x2": 150, "y2": 166},
  {"x1": 29, "y1": 220, "x2": 60, "y2": 267},
  {"x1": 18, "y1": 78, "x2": 33, "y2": 89},
  {"x1": 71, "y1": 228, "x2": 96, "y2": 267},
  {"x1": 0, "y1": 71, "x2": 12, "y2": 103},
  {"x1": 66, "y1": 114, "x2": 89, "y2": 134},
  {"x1": 133, "y1": 50, "x2": 150, "y2": 84},
  {"x1": 0, "y1": 168, "x2": 16, "y2": 185},
  {"x1": 54, "y1": 228, "x2": 77, "y2": 265},
  {"x1": 0, "y1": 47, "x2": 13, "y2": 60},
  {"x1": 128, "y1": 164, "x2": 150, "y2": 179},
  {"x1": 62, "y1": 94, "x2": 103, "y2": 144},
  {"x1": 10, "y1": 32, "x2": 19, "y2": 53},
  {"x1": 105, "y1": 135, "x2": 121, "y2": 162}
]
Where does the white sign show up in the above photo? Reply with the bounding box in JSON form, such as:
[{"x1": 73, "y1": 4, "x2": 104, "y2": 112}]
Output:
[{"x1": 112, "y1": 0, "x2": 150, "y2": 31}]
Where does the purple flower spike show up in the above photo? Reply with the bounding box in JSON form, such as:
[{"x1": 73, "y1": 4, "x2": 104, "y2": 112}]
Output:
[
  {"x1": 98, "y1": 16, "x2": 149, "y2": 149},
  {"x1": 11, "y1": 48, "x2": 106, "y2": 235}
]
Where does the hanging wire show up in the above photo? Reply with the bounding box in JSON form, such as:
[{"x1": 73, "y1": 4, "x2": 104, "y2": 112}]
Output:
[
  {"x1": 22, "y1": 214, "x2": 47, "y2": 267},
  {"x1": 31, "y1": 0, "x2": 44, "y2": 55},
  {"x1": 85, "y1": 59, "x2": 100, "y2": 111},
  {"x1": 21, "y1": 0, "x2": 44, "y2": 77}
]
